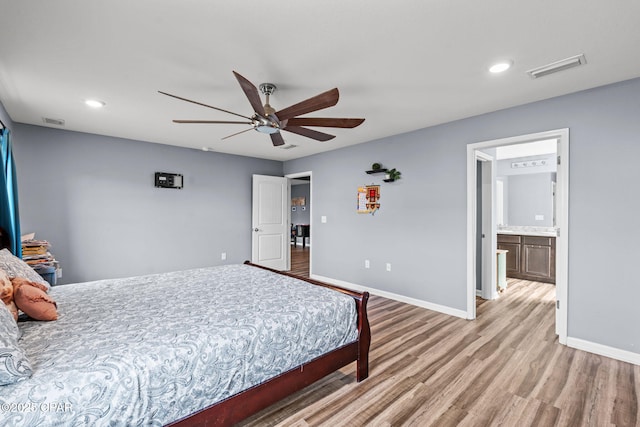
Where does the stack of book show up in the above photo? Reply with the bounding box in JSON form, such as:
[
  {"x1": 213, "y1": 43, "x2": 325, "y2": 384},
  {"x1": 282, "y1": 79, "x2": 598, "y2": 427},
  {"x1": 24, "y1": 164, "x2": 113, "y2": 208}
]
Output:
[{"x1": 21, "y1": 239, "x2": 60, "y2": 285}]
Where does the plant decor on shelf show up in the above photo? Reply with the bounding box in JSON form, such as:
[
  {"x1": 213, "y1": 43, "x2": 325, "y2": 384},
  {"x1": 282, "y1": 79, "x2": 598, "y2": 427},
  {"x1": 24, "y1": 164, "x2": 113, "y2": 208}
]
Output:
[
  {"x1": 384, "y1": 168, "x2": 402, "y2": 182},
  {"x1": 371, "y1": 162, "x2": 382, "y2": 171}
]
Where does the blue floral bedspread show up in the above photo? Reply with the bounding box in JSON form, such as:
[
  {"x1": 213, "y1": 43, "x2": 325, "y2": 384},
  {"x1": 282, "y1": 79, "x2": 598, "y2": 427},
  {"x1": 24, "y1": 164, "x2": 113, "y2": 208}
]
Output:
[{"x1": 0, "y1": 264, "x2": 358, "y2": 426}]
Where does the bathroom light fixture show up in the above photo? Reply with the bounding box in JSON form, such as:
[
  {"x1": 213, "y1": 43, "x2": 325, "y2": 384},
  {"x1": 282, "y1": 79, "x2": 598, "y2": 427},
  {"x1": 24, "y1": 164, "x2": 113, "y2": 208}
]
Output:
[
  {"x1": 85, "y1": 99, "x2": 106, "y2": 108},
  {"x1": 489, "y1": 61, "x2": 512, "y2": 73}
]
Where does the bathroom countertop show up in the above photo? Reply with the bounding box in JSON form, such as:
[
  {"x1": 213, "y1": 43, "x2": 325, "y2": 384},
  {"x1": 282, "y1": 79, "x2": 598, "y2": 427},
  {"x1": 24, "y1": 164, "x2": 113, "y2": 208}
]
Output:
[{"x1": 497, "y1": 227, "x2": 557, "y2": 237}]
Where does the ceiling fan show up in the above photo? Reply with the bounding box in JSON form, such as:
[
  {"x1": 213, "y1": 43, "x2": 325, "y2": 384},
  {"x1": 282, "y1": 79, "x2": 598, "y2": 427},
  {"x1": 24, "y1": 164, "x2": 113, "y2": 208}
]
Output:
[{"x1": 159, "y1": 71, "x2": 365, "y2": 146}]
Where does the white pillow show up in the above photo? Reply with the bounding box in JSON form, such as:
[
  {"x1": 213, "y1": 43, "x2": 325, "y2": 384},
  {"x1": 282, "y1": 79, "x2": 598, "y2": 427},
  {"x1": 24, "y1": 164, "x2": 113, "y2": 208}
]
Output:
[{"x1": 0, "y1": 248, "x2": 50, "y2": 290}]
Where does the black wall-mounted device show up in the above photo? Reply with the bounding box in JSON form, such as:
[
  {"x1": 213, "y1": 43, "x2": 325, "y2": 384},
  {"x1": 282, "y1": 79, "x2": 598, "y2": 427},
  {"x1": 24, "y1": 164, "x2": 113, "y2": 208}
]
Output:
[{"x1": 155, "y1": 172, "x2": 183, "y2": 189}]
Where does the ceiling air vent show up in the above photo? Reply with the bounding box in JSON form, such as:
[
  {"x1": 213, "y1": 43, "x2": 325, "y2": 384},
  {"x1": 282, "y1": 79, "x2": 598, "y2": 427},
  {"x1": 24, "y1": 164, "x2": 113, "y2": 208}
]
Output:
[
  {"x1": 526, "y1": 54, "x2": 586, "y2": 79},
  {"x1": 42, "y1": 117, "x2": 65, "y2": 126}
]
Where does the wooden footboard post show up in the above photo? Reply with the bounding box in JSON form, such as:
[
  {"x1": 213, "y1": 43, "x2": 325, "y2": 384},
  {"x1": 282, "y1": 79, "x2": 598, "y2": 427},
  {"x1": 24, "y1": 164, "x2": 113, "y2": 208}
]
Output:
[{"x1": 356, "y1": 292, "x2": 371, "y2": 382}]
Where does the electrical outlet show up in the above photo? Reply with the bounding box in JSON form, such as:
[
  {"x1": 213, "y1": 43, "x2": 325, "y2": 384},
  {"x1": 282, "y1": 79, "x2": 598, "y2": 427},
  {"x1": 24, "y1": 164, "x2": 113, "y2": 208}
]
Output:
[
  {"x1": 321, "y1": 216, "x2": 327, "y2": 223},
  {"x1": 221, "y1": 252, "x2": 227, "y2": 260},
  {"x1": 365, "y1": 260, "x2": 370, "y2": 269},
  {"x1": 386, "y1": 263, "x2": 391, "y2": 272}
]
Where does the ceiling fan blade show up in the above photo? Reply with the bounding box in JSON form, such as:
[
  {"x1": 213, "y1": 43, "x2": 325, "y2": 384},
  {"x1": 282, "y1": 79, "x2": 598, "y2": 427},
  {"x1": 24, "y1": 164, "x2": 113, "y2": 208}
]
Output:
[
  {"x1": 275, "y1": 88, "x2": 339, "y2": 121},
  {"x1": 159, "y1": 91, "x2": 252, "y2": 120},
  {"x1": 284, "y1": 117, "x2": 365, "y2": 128},
  {"x1": 283, "y1": 126, "x2": 335, "y2": 141},
  {"x1": 222, "y1": 127, "x2": 254, "y2": 140},
  {"x1": 232, "y1": 71, "x2": 265, "y2": 116},
  {"x1": 173, "y1": 120, "x2": 252, "y2": 124},
  {"x1": 270, "y1": 132, "x2": 285, "y2": 146}
]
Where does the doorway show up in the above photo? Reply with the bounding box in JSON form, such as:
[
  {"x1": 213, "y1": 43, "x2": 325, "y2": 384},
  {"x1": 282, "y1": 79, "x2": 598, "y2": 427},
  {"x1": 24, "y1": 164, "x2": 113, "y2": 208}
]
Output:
[
  {"x1": 466, "y1": 129, "x2": 569, "y2": 345},
  {"x1": 286, "y1": 171, "x2": 312, "y2": 277}
]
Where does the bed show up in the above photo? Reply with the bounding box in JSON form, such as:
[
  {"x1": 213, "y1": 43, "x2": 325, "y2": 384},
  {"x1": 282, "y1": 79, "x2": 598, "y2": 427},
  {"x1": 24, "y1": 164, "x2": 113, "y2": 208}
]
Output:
[{"x1": 0, "y1": 261, "x2": 370, "y2": 426}]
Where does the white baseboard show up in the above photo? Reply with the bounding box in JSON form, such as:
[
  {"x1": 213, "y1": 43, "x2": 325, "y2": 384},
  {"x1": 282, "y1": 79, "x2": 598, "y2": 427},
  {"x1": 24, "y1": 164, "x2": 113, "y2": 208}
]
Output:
[
  {"x1": 311, "y1": 274, "x2": 468, "y2": 320},
  {"x1": 310, "y1": 275, "x2": 640, "y2": 366},
  {"x1": 312, "y1": 275, "x2": 639, "y2": 366},
  {"x1": 566, "y1": 337, "x2": 640, "y2": 366},
  {"x1": 476, "y1": 289, "x2": 483, "y2": 297}
]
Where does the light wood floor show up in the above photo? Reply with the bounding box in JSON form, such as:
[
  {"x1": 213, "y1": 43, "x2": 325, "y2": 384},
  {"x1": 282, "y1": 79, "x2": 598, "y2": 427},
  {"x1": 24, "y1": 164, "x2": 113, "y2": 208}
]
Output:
[{"x1": 241, "y1": 274, "x2": 640, "y2": 426}]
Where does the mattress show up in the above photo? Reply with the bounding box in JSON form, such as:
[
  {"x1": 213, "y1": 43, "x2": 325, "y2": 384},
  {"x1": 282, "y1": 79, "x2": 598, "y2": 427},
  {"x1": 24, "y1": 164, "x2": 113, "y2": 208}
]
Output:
[{"x1": 0, "y1": 264, "x2": 358, "y2": 426}]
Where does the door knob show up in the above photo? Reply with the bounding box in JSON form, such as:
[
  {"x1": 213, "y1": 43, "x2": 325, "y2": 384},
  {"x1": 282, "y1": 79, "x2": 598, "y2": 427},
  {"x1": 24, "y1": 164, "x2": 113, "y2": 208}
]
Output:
[{"x1": 253, "y1": 228, "x2": 259, "y2": 232}]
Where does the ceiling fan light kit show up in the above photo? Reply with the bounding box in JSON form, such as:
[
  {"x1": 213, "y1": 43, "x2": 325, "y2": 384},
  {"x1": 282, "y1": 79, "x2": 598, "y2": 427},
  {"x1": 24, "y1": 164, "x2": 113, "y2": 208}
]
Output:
[{"x1": 160, "y1": 71, "x2": 365, "y2": 147}]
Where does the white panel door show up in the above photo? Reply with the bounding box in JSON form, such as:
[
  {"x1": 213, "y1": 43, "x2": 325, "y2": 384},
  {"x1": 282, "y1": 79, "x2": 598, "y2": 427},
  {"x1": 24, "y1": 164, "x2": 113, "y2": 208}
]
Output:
[{"x1": 251, "y1": 174, "x2": 290, "y2": 270}]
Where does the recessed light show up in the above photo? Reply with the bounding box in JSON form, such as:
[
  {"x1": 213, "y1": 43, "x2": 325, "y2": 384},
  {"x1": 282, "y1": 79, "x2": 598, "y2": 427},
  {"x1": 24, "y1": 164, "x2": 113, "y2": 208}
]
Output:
[
  {"x1": 85, "y1": 99, "x2": 106, "y2": 108},
  {"x1": 489, "y1": 61, "x2": 512, "y2": 74}
]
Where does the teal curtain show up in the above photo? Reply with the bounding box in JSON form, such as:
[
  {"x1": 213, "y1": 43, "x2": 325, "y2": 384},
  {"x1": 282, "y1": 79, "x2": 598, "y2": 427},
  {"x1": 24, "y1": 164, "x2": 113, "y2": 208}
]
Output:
[{"x1": 0, "y1": 128, "x2": 21, "y2": 257}]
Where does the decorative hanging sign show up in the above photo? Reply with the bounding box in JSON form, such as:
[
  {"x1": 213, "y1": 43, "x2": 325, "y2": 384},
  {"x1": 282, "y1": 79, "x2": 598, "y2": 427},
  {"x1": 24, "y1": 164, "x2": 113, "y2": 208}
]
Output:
[{"x1": 357, "y1": 185, "x2": 380, "y2": 215}]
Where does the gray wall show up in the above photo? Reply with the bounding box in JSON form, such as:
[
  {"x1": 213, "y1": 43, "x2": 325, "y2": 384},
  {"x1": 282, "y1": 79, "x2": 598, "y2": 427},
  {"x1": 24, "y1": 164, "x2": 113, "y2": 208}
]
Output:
[
  {"x1": 285, "y1": 129, "x2": 468, "y2": 310},
  {"x1": 285, "y1": 77, "x2": 640, "y2": 355},
  {"x1": 497, "y1": 154, "x2": 556, "y2": 227},
  {"x1": 291, "y1": 183, "x2": 310, "y2": 225},
  {"x1": 12, "y1": 124, "x2": 282, "y2": 284},
  {"x1": 505, "y1": 173, "x2": 554, "y2": 227}
]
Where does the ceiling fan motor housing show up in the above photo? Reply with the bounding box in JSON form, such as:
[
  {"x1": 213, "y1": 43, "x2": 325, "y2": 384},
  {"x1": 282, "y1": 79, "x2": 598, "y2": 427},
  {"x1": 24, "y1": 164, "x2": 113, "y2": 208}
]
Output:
[
  {"x1": 259, "y1": 83, "x2": 277, "y2": 96},
  {"x1": 253, "y1": 114, "x2": 280, "y2": 134}
]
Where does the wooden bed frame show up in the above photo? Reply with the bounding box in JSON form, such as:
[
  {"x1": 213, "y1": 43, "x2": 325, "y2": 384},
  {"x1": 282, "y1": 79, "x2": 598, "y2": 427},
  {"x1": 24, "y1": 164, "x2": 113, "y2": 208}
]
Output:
[{"x1": 167, "y1": 261, "x2": 371, "y2": 427}]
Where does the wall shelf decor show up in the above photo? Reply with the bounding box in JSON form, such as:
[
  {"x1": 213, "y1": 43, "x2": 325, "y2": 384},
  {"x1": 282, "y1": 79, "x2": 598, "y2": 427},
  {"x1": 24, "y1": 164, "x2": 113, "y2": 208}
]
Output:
[
  {"x1": 357, "y1": 185, "x2": 380, "y2": 215},
  {"x1": 366, "y1": 168, "x2": 388, "y2": 174},
  {"x1": 383, "y1": 168, "x2": 402, "y2": 182},
  {"x1": 366, "y1": 162, "x2": 387, "y2": 174},
  {"x1": 365, "y1": 163, "x2": 401, "y2": 182},
  {"x1": 291, "y1": 196, "x2": 306, "y2": 206}
]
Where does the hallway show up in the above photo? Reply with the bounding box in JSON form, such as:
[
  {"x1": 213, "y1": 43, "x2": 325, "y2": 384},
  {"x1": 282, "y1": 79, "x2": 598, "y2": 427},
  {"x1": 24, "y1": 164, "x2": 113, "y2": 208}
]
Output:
[{"x1": 289, "y1": 244, "x2": 309, "y2": 278}]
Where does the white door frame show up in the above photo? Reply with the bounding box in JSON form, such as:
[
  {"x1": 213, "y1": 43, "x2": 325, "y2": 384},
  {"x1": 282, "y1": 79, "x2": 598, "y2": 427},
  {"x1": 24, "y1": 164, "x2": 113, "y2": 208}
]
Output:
[
  {"x1": 285, "y1": 171, "x2": 312, "y2": 275},
  {"x1": 476, "y1": 151, "x2": 498, "y2": 300},
  {"x1": 466, "y1": 128, "x2": 569, "y2": 345}
]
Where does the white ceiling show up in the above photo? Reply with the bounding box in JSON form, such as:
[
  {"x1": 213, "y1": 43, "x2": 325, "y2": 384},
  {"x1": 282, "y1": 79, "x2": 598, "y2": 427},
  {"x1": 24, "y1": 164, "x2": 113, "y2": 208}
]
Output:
[{"x1": 1, "y1": 1, "x2": 639, "y2": 161}]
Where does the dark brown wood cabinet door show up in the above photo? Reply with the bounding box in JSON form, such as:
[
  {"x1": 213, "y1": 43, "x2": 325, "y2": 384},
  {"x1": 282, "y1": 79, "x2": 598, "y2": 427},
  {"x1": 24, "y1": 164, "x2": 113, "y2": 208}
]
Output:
[
  {"x1": 498, "y1": 242, "x2": 521, "y2": 276},
  {"x1": 523, "y1": 244, "x2": 553, "y2": 281},
  {"x1": 497, "y1": 234, "x2": 555, "y2": 283}
]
